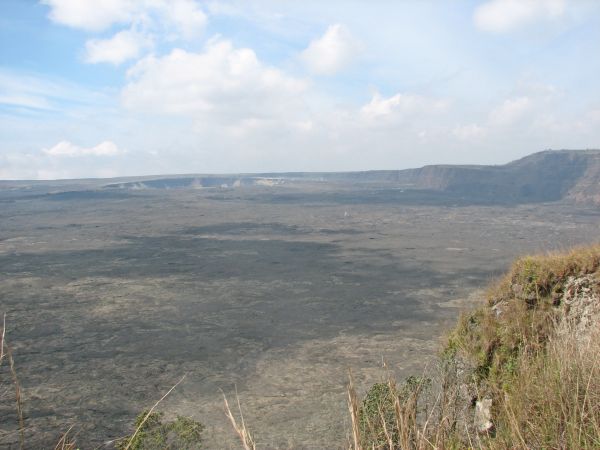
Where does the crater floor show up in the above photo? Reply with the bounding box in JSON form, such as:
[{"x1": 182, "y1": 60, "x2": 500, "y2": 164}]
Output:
[{"x1": 1, "y1": 182, "x2": 598, "y2": 448}]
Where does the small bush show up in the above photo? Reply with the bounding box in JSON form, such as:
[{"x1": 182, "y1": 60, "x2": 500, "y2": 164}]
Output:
[
  {"x1": 357, "y1": 376, "x2": 431, "y2": 449},
  {"x1": 117, "y1": 411, "x2": 204, "y2": 450},
  {"x1": 359, "y1": 382, "x2": 398, "y2": 448}
]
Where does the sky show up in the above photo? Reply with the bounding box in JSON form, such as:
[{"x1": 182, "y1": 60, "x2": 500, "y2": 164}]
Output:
[{"x1": 1, "y1": 0, "x2": 600, "y2": 179}]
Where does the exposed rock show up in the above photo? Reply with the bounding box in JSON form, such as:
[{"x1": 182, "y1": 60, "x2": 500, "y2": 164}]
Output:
[
  {"x1": 560, "y1": 275, "x2": 600, "y2": 341},
  {"x1": 510, "y1": 283, "x2": 539, "y2": 302},
  {"x1": 491, "y1": 300, "x2": 507, "y2": 317},
  {"x1": 474, "y1": 398, "x2": 493, "y2": 433}
]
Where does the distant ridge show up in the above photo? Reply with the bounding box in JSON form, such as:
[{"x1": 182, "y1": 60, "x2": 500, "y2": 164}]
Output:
[
  {"x1": 4, "y1": 150, "x2": 599, "y2": 205},
  {"x1": 103, "y1": 150, "x2": 600, "y2": 204},
  {"x1": 389, "y1": 149, "x2": 600, "y2": 204}
]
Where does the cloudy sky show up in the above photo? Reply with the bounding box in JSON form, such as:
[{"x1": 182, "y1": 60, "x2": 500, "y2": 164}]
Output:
[{"x1": 1, "y1": 0, "x2": 600, "y2": 179}]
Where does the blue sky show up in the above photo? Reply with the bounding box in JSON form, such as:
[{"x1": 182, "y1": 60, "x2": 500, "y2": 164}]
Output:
[{"x1": 1, "y1": 0, "x2": 600, "y2": 179}]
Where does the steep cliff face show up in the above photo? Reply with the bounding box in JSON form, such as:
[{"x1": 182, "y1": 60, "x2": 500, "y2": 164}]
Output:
[
  {"x1": 564, "y1": 152, "x2": 600, "y2": 204},
  {"x1": 395, "y1": 150, "x2": 599, "y2": 203},
  {"x1": 296, "y1": 149, "x2": 600, "y2": 204}
]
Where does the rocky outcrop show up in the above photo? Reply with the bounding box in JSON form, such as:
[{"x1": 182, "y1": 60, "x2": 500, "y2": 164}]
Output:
[
  {"x1": 474, "y1": 398, "x2": 493, "y2": 434},
  {"x1": 559, "y1": 274, "x2": 600, "y2": 341},
  {"x1": 395, "y1": 150, "x2": 597, "y2": 203},
  {"x1": 564, "y1": 154, "x2": 600, "y2": 204}
]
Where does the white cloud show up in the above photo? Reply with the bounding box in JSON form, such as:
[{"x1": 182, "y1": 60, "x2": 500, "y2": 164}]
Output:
[
  {"x1": 452, "y1": 124, "x2": 486, "y2": 140},
  {"x1": 300, "y1": 24, "x2": 362, "y2": 76},
  {"x1": 43, "y1": 140, "x2": 122, "y2": 157},
  {"x1": 361, "y1": 92, "x2": 447, "y2": 122},
  {"x1": 122, "y1": 38, "x2": 307, "y2": 126},
  {"x1": 41, "y1": 0, "x2": 136, "y2": 32},
  {"x1": 0, "y1": 94, "x2": 51, "y2": 110},
  {"x1": 85, "y1": 30, "x2": 151, "y2": 65},
  {"x1": 160, "y1": 0, "x2": 207, "y2": 39},
  {"x1": 42, "y1": 0, "x2": 206, "y2": 39},
  {"x1": 0, "y1": 150, "x2": 126, "y2": 179},
  {"x1": 474, "y1": 0, "x2": 566, "y2": 33},
  {"x1": 204, "y1": 1, "x2": 243, "y2": 17},
  {"x1": 489, "y1": 96, "x2": 532, "y2": 126},
  {"x1": 0, "y1": 69, "x2": 109, "y2": 113},
  {"x1": 451, "y1": 83, "x2": 561, "y2": 143}
]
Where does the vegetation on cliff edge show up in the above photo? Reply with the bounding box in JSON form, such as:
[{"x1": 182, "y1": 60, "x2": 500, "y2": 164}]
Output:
[{"x1": 350, "y1": 244, "x2": 600, "y2": 449}]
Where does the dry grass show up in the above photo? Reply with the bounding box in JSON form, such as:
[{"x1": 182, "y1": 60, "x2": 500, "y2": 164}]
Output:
[
  {"x1": 6, "y1": 344, "x2": 24, "y2": 450},
  {"x1": 492, "y1": 325, "x2": 600, "y2": 449},
  {"x1": 120, "y1": 374, "x2": 187, "y2": 450},
  {"x1": 447, "y1": 244, "x2": 600, "y2": 388},
  {"x1": 347, "y1": 368, "x2": 455, "y2": 450},
  {"x1": 223, "y1": 388, "x2": 256, "y2": 450},
  {"x1": 54, "y1": 425, "x2": 77, "y2": 450},
  {"x1": 0, "y1": 313, "x2": 5, "y2": 364},
  {"x1": 487, "y1": 243, "x2": 600, "y2": 306},
  {"x1": 347, "y1": 371, "x2": 362, "y2": 450},
  {"x1": 0, "y1": 313, "x2": 25, "y2": 450},
  {"x1": 346, "y1": 244, "x2": 600, "y2": 449},
  {"x1": 347, "y1": 324, "x2": 600, "y2": 450}
]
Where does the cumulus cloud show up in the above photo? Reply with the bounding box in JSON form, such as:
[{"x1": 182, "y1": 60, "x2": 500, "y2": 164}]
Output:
[
  {"x1": 450, "y1": 96, "x2": 535, "y2": 143},
  {"x1": 489, "y1": 96, "x2": 532, "y2": 126},
  {"x1": 43, "y1": 140, "x2": 122, "y2": 157},
  {"x1": 42, "y1": 0, "x2": 206, "y2": 38},
  {"x1": 122, "y1": 39, "x2": 307, "y2": 126},
  {"x1": 474, "y1": 0, "x2": 566, "y2": 33},
  {"x1": 449, "y1": 80, "x2": 569, "y2": 147},
  {"x1": 41, "y1": 0, "x2": 136, "y2": 32},
  {"x1": 161, "y1": 0, "x2": 208, "y2": 39},
  {"x1": 361, "y1": 92, "x2": 447, "y2": 122},
  {"x1": 300, "y1": 24, "x2": 362, "y2": 75},
  {"x1": 85, "y1": 30, "x2": 151, "y2": 65}
]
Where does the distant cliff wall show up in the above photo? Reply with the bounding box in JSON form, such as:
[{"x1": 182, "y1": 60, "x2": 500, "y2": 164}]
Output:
[{"x1": 103, "y1": 150, "x2": 600, "y2": 204}]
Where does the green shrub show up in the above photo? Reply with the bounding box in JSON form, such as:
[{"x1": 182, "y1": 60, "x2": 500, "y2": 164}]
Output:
[
  {"x1": 359, "y1": 382, "x2": 398, "y2": 447},
  {"x1": 117, "y1": 411, "x2": 204, "y2": 450},
  {"x1": 358, "y1": 376, "x2": 430, "y2": 449}
]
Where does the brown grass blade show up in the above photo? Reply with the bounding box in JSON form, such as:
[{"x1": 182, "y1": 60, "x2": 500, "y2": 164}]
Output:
[
  {"x1": 122, "y1": 374, "x2": 186, "y2": 450},
  {"x1": 347, "y1": 370, "x2": 362, "y2": 450},
  {"x1": 223, "y1": 387, "x2": 256, "y2": 450},
  {"x1": 4, "y1": 323, "x2": 25, "y2": 450}
]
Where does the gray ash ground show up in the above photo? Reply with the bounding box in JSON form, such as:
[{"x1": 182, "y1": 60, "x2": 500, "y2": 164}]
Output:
[{"x1": 1, "y1": 181, "x2": 599, "y2": 448}]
